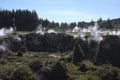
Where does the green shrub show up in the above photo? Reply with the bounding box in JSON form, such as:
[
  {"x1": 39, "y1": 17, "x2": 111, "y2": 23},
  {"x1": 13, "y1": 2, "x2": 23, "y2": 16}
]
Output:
[
  {"x1": 41, "y1": 61, "x2": 68, "y2": 80},
  {"x1": 11, "y1": 65, "x2": 35, "y2": 80},
  {"x1": 50, "y1": 61, "x2": 68, "y2": 80},
  {"x1": 16, "y1": 51, "x2": 23, "y2": 57},
  {"x1": 40, "y1": 67, "x2": 52, "y2": 80},
  {"x1": 0, "y1": 65, "x2": 15, "y2": 80},
  {"x1": 29, "y1": 60, "x2": 43, "y2": 72},
  {"x1": 79, "y1": 63, "x2": 88, "y2": 72}
]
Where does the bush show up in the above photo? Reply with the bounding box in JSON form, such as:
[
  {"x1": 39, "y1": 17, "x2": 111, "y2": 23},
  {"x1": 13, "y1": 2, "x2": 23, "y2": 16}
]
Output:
[
  {"x1": 0, "y1": 65, "x2": 15, "y2": 80},
  {"x1": 41, "y1": 61, "x2": 68, "y2": 80},
  {"x1": 40, "y1": 67, "x2": 52, "y2": 80},
  {"x1": 29, "y1": 60, "x2": 43, "y2": 72},
  {"x1": 50, "y1": 61, "x2": 68, "y2": 80},
  {"x1": 11, "y1": 65, "x2": 35, "y2": 80},
  {"x1": 96, "y1": 65, "x2": 120, "y2": 80},
  {"x1": 16, "y1": 51, "x2": 23, "y2": 57}
]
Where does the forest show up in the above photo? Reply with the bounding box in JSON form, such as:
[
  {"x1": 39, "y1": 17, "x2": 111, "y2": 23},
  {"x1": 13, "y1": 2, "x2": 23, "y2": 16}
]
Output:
[{"x1": 0, "y1": 9, "x2": 120, "y2": 31}]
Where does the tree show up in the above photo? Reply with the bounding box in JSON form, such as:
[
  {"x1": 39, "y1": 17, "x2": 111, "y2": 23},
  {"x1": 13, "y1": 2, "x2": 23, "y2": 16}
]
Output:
[
  {"x1": 90, "y1": 19, "x2": 94, "y2": 26},
  {"x1": 102, "y1": 18, "x2": 113, "y2": 29},
  {"x1": 14, "y1": 9, "x2": 39, "y2": 31},
  {"x1": 42, "y1": 19, "x2": 50, "y2": 28},
  {"x1": 97, "y1": 17, "x2": 103, "y2": 28},
  {"x1": 78, "y1": 21, "x2": 86, "y2": 28},
  {"x1": 73, "y1": 39, "x2": 84, "y2": 64},
  {"x1": 51, "y1": 61, "x2": 68, "y2": 80},
  {"x1": 54, "y1": 22, "x2": 59, "y2": 28},
  {"x1": 106, "y1": 18, "x2": 113, "y2": 29},
  {"x1": 69, "y1": 22, "x2": 77, "y2": 28},
  {"x1": 60, "y1": 22, "x2": 69, "y2": 29},
  {"x1": 97, "y1": 17, "x2": 102, "y2": 23},
  {"x1": 0, "y1": 9, "x2": 39, "y2": 31}
]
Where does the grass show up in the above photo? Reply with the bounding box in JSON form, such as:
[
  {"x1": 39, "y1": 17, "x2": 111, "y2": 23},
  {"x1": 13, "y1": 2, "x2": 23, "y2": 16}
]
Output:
[{"x1": 0, "y1": 51, "x2": 120, "y2": 80}]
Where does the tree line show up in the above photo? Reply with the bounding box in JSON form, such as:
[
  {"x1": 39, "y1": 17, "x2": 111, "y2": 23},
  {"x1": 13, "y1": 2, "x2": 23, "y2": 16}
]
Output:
[
  {"x1": 0, "y1": 9, "x2": 39, "y2": 31},
  {"x1": 40, "y1": 18, "x2": 113, "y2": 29},
  {"x1": 0, "y1": 9, "x2": 114, "y2": 31}
]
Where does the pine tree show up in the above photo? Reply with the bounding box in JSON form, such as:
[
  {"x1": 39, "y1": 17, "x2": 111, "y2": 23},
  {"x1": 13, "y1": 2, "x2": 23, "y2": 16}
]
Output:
[{"x1": 73, "y1": 39, "x2": 84, "y2": 64}]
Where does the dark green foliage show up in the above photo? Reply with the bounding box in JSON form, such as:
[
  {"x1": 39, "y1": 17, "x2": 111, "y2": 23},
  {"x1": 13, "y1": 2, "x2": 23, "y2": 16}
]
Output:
[
  {"x1": 73, "y1": 39, "x2": 84, "y2": 64},
  {"x1": 72, "y1": 61, "x2": 120, "y2": 80},
  {"x1": 14, "y1": 10, "x2": 39, "y2": 31},
  {"x1": 25, "y1": 33, "x2": 74, "y2": 52},
  {"x1": 11, "y1": 65, "x2": 35, "y2": 80},
  {"x1": 0, "y1": 50, "x2": 4, "y2": 59},
  {"x1": 100, "y1": 18, "x2": 113, "y2": 29},
  {"x1": 40, "y1": 19, "x2": 59, "y2": 29},
  {"x1": 29, "y1": 60, "x2": 43, "y2": 72},
  {"x1": 1, "y1": 9, "x2": 120, "y2": 30},
  {"x1": 0, "y1": 10, "x2": 13, "y2": 28},
  {"x1": 77, "y1": 21, "x2": 89, "y2": 28},
  {"x1": 97, "y1": 18, "x2": 103, "y2": 23},
  {"x1": 60, "y1": 22, "x2": 69, "y2": 29},
  {"x1": 79, "y1": 63, "x2": 88, "y2": 72},
  {"x1": 90, "y1": 20, "x2": 94, "y2": 26},
  {"x1": 1, "y1": 8, "x2": 120, "y2": 31},
  {"x1": 69, "y1": 22, "x2": 77, "y2": 28},
  {"x1": 96, "y1": 35, "x2": 120, "y2": 67},
  {"x1": 42, "y1": 19, "x2": 50, "y2": 28},
  {"x1": 41, "y1": 67, "x2": 52, "y2": 80},
  {"x1": 0, "y1": 50, "x2": 120, "y2": 80},
  {"x1": 0, "y1": 9, "x2": 39, "y2": 31},
  {"x1": 51, "y1": 61, "x2": 68, "y2": 80},
  {"x1": 94, "y1": 65, "x2": 120, "y2": 80},
  {"x1": 41, "y1": 61, "x2": 68, "y2": 80},
  {"x1": 16, "y1": 51, "x2": 23, "y2": 57},
  {"x1": 66, "y1": 55, "x2": 72, "y2": 63},
  {"x1": 0, "y1": 65, "x2": 15, "y2": 80}
]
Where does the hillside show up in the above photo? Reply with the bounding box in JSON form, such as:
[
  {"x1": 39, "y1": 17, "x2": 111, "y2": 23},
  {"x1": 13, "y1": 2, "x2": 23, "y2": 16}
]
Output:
[
  {"x1": 0, "y1": 51, "x2": 120, "y2": 80},
  {"x1": 0, "y1": 32, "x2": 120, "y2": 80}
]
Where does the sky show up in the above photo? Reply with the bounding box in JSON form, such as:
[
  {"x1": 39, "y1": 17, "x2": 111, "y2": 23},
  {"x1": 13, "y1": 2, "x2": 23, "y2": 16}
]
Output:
[{"x1": 0, "y1": 0, "x2": 120, "y2": 23}]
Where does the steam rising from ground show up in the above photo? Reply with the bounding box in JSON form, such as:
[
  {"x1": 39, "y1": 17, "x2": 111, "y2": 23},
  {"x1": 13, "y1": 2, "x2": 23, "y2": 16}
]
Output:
[
  {"x1": 0, "y1": 45, "x2": 6, "y2": 51},
  {"x1": 72, "y1": 23, "x2": 103, "y2": 42},
  {"x1": 36, "y1": 27, "x2": 57, "y2": 34},
  {"x1": 90, "y1": 23, "x2": 103, "y2": 41},
  {"x1": 72, "y1": 22, "x2": 120, "y2": 42},
  {"x1": 0, "y1": 27, "x2": 22, "y2": 52},
  {"x1": 0, "y1": 27, "x2": 14, "y2": 36},
  {"x1": 0, "y1": 27, "x2": 14, "y2": 52},
  {"x1": 48, "y1": 29, "x2": 57, "y2": 33}
]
